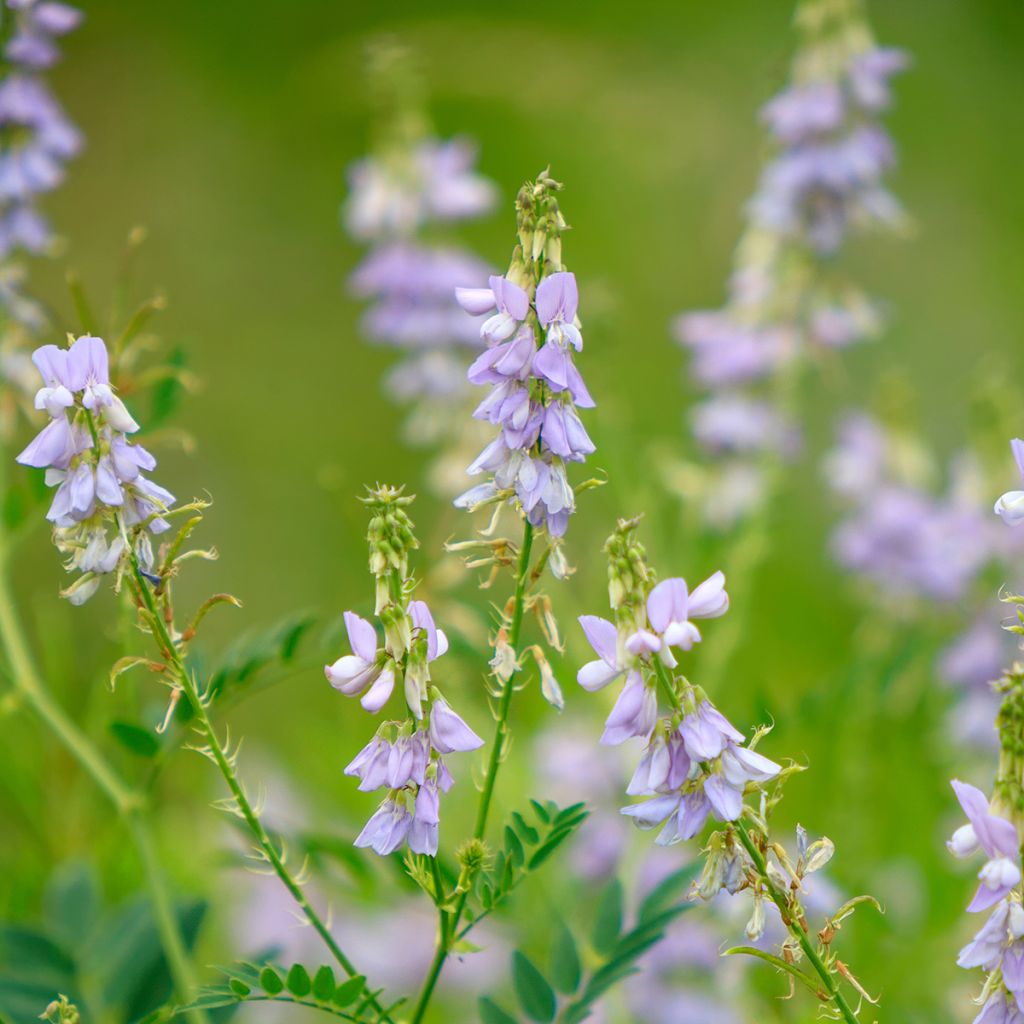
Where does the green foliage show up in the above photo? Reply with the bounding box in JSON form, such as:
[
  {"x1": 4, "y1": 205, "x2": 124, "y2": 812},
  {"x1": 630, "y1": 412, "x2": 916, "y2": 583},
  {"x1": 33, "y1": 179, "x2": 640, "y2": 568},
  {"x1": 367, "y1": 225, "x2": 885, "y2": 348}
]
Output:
[
  {"x1": 175, "y1": 963, "x2": 382, "y2": 1022},
  {"x1": 549, "y1": 920, "x2": 580, "y2": 995},
  {"x1": 481, "y1": 864, "x2": 699, "y2": 1024},
  {"x1": 511, "y1": 952, "x2": 555, "y2": 1023},
  {"x1": 108, "y1": 720, "x2": 162, "y2": 758},
  {"x1": 590, "y1": 879, "x2": 623, "y2": 956},
  {"x1": 471, "y1": 801, "x2": 588, "y2": 927},
  {"x1": 202, "y1": 612, "x2": 318, "y2": 705},
  {"x1": 0, "y1": 864, "x2": 205, "y2": 1024}
]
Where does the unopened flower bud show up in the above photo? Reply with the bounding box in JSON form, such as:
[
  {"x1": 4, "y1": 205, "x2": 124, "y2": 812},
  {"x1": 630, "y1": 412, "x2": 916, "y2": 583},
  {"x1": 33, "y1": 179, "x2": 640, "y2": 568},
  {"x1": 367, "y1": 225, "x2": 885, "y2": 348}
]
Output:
[{"x1": 745, "y1": 893, "x2": 766, "y2": 941}]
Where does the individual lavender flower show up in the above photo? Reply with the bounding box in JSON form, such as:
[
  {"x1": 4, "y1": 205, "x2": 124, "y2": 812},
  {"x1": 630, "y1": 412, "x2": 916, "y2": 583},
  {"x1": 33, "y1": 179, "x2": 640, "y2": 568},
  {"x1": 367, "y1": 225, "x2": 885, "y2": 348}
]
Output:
[
  {"x1": 949, "y1": 780, "x2": 1022, "y2": 913},
  {"x1": 995, "y1": 439, "x2": 1024, "y2": 527},
  {"x1": 454, "y1": 171, "x2": 594, "y2": 538},
  {"x1": 328, "y1": 485, "x2": 482, "y2": 858},
  {"x1": 13, "y1": 335, "x2": 173, "y2": 603},
  {"x1": 578, "y1": 517, "x2": 876, "y2": 1021},
  {"x1": 343, "y1": 41, "x2": 497, "y2": 495},
  {"x1": 673, "y1": 0, "x2": 907, "y2": 528}
]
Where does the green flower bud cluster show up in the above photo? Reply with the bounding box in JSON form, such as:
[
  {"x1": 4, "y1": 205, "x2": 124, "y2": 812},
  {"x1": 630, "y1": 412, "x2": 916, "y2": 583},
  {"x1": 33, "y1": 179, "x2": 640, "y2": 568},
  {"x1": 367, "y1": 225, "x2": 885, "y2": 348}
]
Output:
[
  {"x1": 508, "y1": 169, "x2": 567, "y2": 291},
  {"x1": 603, "y1": 516, "x2": 653, "y2": 638},
  {"x1": 362, "y1": 484, "x2": 419, "y2": 660},
  {"x1": 994, "y1": 663, "x2": 1024, "y2": 828},
  {"x1": 39, "y1": 996, "x2": 79, "y2": 1024}
]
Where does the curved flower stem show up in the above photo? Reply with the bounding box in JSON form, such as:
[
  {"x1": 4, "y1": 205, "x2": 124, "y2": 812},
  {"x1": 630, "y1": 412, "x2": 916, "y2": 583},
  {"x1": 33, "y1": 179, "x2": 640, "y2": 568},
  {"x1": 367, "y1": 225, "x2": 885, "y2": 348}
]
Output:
[
  {"x1": 410, "y1": 518, "x2": 535, "y2": 1024},
  {"x1": 125, "y1": 560, "x2": 392, "y2": 1024},
  {"x1": 0, "y1": 533, "x2": 205, "y2": 1024},
  {"x1": 734, "y1": 820, "x2": 859, "y2": 1024}
]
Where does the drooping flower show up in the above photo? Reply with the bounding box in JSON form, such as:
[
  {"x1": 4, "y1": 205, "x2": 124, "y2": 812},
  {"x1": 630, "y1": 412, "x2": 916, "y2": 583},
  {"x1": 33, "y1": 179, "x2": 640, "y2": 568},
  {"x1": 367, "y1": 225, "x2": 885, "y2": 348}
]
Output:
[
  {"x1": 647, "y1": 573, "x2": 730, "y2": 651},
  {"x1": 428, "y1": 697, "x2": 484, "y2": 755},
  {"x1": 949, "y1": 780, "x2": 1022, "y2": 913}
]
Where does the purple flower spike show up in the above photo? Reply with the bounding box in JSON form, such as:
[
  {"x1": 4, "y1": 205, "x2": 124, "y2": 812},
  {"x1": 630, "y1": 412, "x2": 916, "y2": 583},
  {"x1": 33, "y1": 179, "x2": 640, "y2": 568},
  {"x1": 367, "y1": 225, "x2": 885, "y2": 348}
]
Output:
[
  {"x1": 950, "y1": 779, "x2": 1022, "y2": 913},
  {"x1": 576, "y1": 615, "x2": 625, "y2": 692},
  {"x1": 600, "y1": 671, "x2": 656, "y2": 746},
  {"x1": 429, "y1": 697, "x2": 484, "y2": 754}
]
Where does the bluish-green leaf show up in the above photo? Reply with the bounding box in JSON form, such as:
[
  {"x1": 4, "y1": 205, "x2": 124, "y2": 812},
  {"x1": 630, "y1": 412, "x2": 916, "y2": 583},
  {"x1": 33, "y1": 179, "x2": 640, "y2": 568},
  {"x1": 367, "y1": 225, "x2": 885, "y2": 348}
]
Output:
[
  {"x1": 312, "y1": 965, "x2": 336, "y2": 1001},
  {"x1": 109, "y1": 720, "x2": 161, "y2": 758},
  {"x1": 286, "y1": 963, "x2": 311, "y2": 996},
  {"x1": 259, "y1": 966, "x2": 283, "y2": 994},
  {"x1": 550, "y1": 920, "x2": 580, "y2": 995},
  {"x1": 591, "y1": 879, "x2": 623, "y2": 955},
  {"x1": 512, "y1": 952, "x2": 556, "y2": 1023},
  {"x1": 479, "y1": 995, "x2": 519, "y2": 1024}
]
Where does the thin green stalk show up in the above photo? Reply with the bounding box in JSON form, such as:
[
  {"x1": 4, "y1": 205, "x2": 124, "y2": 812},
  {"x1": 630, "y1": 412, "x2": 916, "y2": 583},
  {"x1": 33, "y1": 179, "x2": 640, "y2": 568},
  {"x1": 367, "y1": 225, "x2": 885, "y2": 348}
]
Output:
[
  {"x1": 0, "y1": 536, "x2": 205, "y2": 1024},
  {"x1": 126, "y1": 561, "x2": 391, "y2": 1023},
  {"x1": 410, "y1": 519, "x2": 535, "y2": 1024},
  {"x1": 734, "y1": 820, "x2": 859, "y2": 1024}
]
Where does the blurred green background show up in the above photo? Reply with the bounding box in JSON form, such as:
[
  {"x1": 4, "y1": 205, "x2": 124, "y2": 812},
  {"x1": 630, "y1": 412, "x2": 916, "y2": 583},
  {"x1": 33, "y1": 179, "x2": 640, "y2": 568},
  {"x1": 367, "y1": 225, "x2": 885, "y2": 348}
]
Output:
[{"x1": 4, "y1": 1, "x2": 1024, "y2": 1022}]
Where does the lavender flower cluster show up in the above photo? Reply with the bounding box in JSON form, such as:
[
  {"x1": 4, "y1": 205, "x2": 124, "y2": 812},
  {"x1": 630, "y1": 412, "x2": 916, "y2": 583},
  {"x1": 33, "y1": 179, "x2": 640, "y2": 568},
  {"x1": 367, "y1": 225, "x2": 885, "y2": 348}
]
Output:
[
  {"x1": 673, "y1": 1, "x2": 906, "y2": 525},
  {"x1": 828, "y1": 416, "x2": 1024, "y2": 747},
  {"x1": 454, "y1": 174, "x2": 594, "y2": 536},
  {"x1": 0, "y1": 0, "x2": 82, "y2": 264},
  {"x1": 343, "y1": 46, "x2": 497, "y2": 477},
  {"x1": 573, "y1": 518, "x2": 868, "y2": 1018},
  {"x1": 325, "y1": 486, "x2": 483, "y2": 856},
  {"x1": 15, "y1": 335, "x2": 173, "y2": 604},
  {"x1": 948, "y1": 443, "x2": 1024, "y2": 1023},
  {"x1": 575, "y1": 523, "x2": 780, "y2": 856}
]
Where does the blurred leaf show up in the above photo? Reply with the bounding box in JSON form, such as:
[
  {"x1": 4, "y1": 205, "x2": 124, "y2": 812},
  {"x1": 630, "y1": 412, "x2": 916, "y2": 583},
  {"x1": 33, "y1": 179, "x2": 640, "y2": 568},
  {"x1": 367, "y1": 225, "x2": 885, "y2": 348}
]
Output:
[
  {"x1": 44, "y1": 862, "x2": 100, "y2": 949},
  {"x1": 637, "y1": 864, "x2": 698, "y2": 922},
  {"x1": 549, "y1": 920, "x2": 580, "y2": 995},
  {"x1": 332, "y1": 975, "x2": 365, "y2": 1006},
  {"x1": 591, "y1": 880, "x2": 623, "y2": 956},
  {"x1": 479, "y1": 995, "x2": 519, "y2": 1024},
  {"x1": 109, "y1": 720, "x2": 161, "y2": 758},
  {"x1": 150, "y1": 347, "x2": 186, "y2": 427},
  {"x1": 0, "y1": 926, "x2": 75, "y2": 981},
  {"x1": 511, "y1": 952, "x2": 555, "y2": 1023},
  {"x1": 259, "y1": 967, "x2": 283, "y2": 995}
]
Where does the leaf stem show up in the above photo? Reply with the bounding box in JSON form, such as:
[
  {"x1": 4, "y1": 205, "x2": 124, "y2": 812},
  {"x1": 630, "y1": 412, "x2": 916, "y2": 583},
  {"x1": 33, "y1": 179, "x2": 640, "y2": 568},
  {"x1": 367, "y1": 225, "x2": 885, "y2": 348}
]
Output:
[
  {"x1": 0, "y1": 532, "x2": 205, "y2": 1024},
  {"x1": 125, "y1": 557, "x2": 391, "y2": 1023},
  {"x1": 410, "y1": 518, "x2": 534, "y2": 1024},
  {"x1": 734, "y1": 819, "x2": 859, "y2": 1024}
]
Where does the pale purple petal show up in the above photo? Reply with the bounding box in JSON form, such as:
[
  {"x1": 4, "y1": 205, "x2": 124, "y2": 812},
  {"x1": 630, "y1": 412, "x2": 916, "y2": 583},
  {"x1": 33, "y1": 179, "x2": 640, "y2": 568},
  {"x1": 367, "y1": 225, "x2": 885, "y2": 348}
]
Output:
[{"x1": 344, "y1": 610, "x2": 378, "y2": 663}]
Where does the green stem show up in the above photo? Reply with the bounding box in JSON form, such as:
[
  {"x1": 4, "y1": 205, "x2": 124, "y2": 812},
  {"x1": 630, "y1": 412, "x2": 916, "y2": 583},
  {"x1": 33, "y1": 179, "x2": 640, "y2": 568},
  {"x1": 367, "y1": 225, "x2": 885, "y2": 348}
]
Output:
[
  {"x1": 651, "y1": 657, "x2": 681, "y2": 712},
  {"x1": 126, "y1": 561, "x2": 391, "y2": 1023},
  {"x1": 410, "y1": 518, "x2": 534, "y2": 1024},
  {"x1": 734, "y1": 820, "x2": 859, "y2": 1024},
  {"x1": 0, "y1": 537, "x2": 205, "y2": 1024}
]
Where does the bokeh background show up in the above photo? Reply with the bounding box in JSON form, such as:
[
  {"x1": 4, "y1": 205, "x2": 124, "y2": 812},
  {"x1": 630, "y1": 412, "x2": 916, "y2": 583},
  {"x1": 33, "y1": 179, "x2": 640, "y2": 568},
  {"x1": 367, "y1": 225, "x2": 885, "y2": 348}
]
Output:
[{"x1": 4, "y1": 2, "x2": 1024, "y2": 1022}]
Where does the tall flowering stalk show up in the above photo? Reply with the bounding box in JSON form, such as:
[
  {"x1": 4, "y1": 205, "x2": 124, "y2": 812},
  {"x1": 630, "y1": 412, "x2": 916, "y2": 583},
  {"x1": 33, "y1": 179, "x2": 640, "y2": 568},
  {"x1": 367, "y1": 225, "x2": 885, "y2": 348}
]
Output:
[
  {"x1": 10, "y1": 332, "x2": 396, "y2": 1021},
  {"x1": 405, "y1": 170, "x2": 595, "y2": 1022},
  {"x1": 672, "y1": 0, "x2": 907, "y2": 691},
  {"x1": 343, "y1": 41, "x2": 497, "y2": 494},
  {"x1": 578, "y1": 517, "x2": 878, "y2": 1023},
  {"x1": 325, "y1": 485, "x2": 484, "y2": 857},
  {"x1": 947, "y1": 439, "x2": 1024, "y2": 1022}
]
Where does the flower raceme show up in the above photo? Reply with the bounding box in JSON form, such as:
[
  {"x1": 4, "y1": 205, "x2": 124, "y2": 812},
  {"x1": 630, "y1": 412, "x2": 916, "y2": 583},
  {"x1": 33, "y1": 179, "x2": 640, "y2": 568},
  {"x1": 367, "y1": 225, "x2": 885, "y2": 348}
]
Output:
[
  {"x1": 326, "y1": 487, "x2": 483, "y2": 857},
  {"x1": 14, "y1": 335, "x2": 174, "y2": 603},
  {"x1": 574, "y1": 518, "x2": 874, "y2": 1021},
  {"x1": 454, "y1": 173, "x2": 594, "y2": 538}
]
